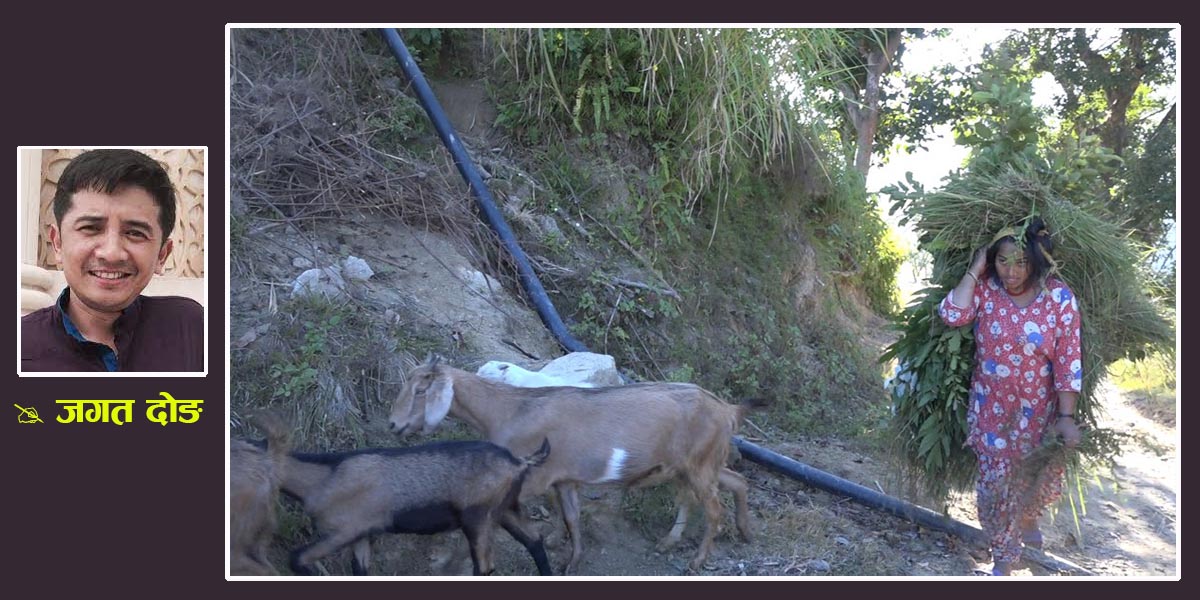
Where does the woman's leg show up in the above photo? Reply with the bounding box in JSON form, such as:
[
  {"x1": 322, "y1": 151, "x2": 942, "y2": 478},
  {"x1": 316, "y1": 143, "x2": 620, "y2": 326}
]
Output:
[
  {"x1": 976, "y1": 453, "x2": 1023, "y2": 573},
  {"x1": 1016, "y1": 454, "x2": 1066, "y2": 550}
]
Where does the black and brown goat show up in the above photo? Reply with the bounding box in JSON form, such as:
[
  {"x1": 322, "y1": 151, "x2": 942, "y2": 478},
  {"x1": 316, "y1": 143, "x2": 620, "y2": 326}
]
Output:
[{"x1": 283, "y1": 439, "x2": 552, "y2": 576}]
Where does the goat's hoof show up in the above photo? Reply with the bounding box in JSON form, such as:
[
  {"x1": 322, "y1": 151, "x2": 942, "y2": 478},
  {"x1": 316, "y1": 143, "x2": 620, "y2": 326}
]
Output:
[{"x1": 655, "y1": 538, "x2": 680, "y2": 553}]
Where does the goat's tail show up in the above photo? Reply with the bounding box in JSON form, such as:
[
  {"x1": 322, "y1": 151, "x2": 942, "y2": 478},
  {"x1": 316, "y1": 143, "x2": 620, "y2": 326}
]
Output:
[
  {"x1": 521, "y1": 437, "x2": 551, "y2": 469},
  {"x1": 248, "y1": 410, "x2": 292, "y2": 468}
]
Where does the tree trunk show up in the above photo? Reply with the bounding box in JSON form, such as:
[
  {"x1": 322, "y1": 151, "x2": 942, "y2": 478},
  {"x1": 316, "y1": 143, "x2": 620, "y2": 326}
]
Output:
[{"x1": 853, "y1": 29, "x2": 903, "y2": 178}]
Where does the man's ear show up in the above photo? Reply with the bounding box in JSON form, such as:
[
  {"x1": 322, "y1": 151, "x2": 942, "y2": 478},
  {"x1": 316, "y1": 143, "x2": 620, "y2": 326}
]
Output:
[
  {"x1": 155, "y1": 238, "x2": 174, "y2": 275},
  {"x1": 48, "y1": 224, "x2": 63, "y2": 264}
]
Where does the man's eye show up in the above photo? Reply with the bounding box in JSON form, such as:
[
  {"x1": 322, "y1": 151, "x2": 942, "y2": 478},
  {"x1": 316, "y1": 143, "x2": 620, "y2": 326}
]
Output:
[{"x1": 126, "y1": 230, "x2": 148, "y2": 239}]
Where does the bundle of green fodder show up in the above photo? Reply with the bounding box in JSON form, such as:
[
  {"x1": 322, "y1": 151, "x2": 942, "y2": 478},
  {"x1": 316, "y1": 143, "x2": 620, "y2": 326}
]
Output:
[{"x1": 882, "y1": 158, "x2": 1175, "y2": 502}]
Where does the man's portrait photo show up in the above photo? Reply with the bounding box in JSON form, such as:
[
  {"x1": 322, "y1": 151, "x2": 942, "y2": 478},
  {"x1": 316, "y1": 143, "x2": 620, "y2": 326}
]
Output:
[{"x1": 18, "y1": 147, "x2": 207, "y2": 374}]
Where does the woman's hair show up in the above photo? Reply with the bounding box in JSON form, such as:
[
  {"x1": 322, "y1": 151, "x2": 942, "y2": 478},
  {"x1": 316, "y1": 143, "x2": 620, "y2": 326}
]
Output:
[{"x1": 986, "y1": 216, "x2": 1056, "y2": 285}]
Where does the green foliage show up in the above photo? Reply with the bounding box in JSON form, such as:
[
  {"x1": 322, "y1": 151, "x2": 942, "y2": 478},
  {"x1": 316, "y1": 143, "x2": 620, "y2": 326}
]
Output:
[
  {"x1": 526, "y1": 144, "x2": 886, "y2": 439},
  {"x1": 808, "y1": 165, "x2": 906, "y2": 316},
  {"x1": 880, "y1": 62, "x2": 970, "y2": 156},
  {"x1": 269, "y1": 297, "x2": 349, "y2": 400},
  {"x1": 1109, "y1": 352, "x2": 1176, "y2": 397},
  {"x1": 402, "y1": 28, "x2": 470, "y2": 73},
  {"x1": 884, "y1": 28, "x2": 1177, "y2": 255},
  {"x1": 365, "y1": 92, "x2": 428, "y2": 149},
  {"x1": 1039, "y1": 132, "x2": 1124, "y2": 201},
  {"x1": 488, "y1": 28, "x2": 848, "y2": 207},
  {"x1": 950, "y1": 58, "x2": 1045, "y2": 173},
  {"x1": 231, "y1": 292, "x2": 435, "y2": 451},
  {"x1": 1009, "y1": 28, "x2": 1176, "y2": 147},
  {"x1": 881, "y1": 289, "x2": 978, "y2": 496},
  {"x1": 1116, "y1": 105, "x2": 1176, "y2": 246}
]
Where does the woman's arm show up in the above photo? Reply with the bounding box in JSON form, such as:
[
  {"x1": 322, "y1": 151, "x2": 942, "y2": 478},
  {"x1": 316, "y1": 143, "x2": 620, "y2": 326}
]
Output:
[
  {"x1": 940, "y1": 246, "x2": 988, "y2": 326},
  {"x1": 1051, "y1": 282, "x2": 1084, "y2": 448},
  {"x1": 1054, "y1": 391, "x2": 1081, "y2": 447},
  {"x1": 953, "y1": 246, "x2": 988, "y2": 307}
]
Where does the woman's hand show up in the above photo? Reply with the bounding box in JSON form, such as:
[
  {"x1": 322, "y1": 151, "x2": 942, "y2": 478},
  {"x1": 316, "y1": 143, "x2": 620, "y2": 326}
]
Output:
[
  {"x1": 969, "y1": 245, "x2": 989, "y2": 279},
  {"x1": 1054, "y1": 416, "x2": 1081, "y2": 448}
]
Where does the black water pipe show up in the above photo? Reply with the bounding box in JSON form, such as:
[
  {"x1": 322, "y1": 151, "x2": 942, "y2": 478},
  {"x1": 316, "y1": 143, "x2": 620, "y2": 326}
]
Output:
[
  {"x1": 382, "y1": 26, "x2": 993, "y2": 551},
  {"x1": 733, "y1": 437, "x2": 988, "y2": 546},
  {"x1": 381, "y1": 28, "x2": 588, "y2": 353}
]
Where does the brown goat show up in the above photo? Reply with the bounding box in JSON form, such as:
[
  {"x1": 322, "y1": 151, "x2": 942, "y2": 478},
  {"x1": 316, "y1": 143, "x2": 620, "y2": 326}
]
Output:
[
  {"x1": 388, "y1": 356, "x2": 758, "y2": 573},
  {"x1": 230, "y1": 411, "x2": 291, "y2": 576}
]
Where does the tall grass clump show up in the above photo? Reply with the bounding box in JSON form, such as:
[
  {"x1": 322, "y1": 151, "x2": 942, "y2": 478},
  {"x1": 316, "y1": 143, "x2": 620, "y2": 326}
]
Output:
[{"x1": 486, "y1": 28, "x2": 850, "y2": 212}]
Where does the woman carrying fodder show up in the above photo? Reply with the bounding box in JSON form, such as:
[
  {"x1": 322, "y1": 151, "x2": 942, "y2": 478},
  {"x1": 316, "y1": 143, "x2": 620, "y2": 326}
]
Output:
[{"x1": 883, "y1": 161, "x2": 1174, "y2": 571}]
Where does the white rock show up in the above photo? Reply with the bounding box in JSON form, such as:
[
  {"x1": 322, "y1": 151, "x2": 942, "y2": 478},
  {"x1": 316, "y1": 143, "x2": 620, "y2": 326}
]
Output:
[
  {"x1": 291, "y1": 266, "x2": 347, "y2": 298},
  {"x1": 459, "y1": 267, "x2": 501, "y2": 296},
  {"x1": 343, "y1": 255, "x2": 374, "y2": 281},
  {"x1": 806, "y1": 559, "x2": 831, "y2": 572},
  {"x1": 540, "y1": 352, "x2": 622, "y2": 387},
  {"x1": 291, "y1": 268, "x2": 324, "y2": 295}
]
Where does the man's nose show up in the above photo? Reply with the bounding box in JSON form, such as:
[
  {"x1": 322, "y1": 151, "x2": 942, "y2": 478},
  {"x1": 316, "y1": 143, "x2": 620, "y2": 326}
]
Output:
[{"x1": 94, "y1": 230, "x2": 129, "y2": 261}]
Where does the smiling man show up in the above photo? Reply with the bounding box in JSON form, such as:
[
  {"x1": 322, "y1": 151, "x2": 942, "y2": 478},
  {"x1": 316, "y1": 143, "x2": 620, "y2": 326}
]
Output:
[{"x1": 21, "y1": 149, "x2": 204, "y2": 372}]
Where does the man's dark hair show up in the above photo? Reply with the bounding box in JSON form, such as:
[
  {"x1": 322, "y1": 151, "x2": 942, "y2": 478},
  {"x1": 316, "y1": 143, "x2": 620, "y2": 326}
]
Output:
[{"x1": 52, "y1": 149, "x2": 177, "y2": 244}]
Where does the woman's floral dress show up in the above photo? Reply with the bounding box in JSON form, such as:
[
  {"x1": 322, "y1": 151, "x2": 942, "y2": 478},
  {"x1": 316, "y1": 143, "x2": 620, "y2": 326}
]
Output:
[{"x1": 940, "y1": 276, "x2": 1083, "y2": 564}]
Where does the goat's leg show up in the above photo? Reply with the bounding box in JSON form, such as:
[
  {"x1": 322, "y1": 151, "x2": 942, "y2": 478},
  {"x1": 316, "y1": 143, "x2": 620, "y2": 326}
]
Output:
[
  {"x1": 431, "y1": 534, "x2": 473, "y2": 575},
  {"x1": 555, "y1": 483, "x2": 584, "y2": 575},
  {"x1": 249, "y1": 530, "x2": 279, "y2": 575},
  {"x1": 350, "y1": 538, "x2": 372, "y2": 575},
  {"x1": 461, "y1": 508, "x2": 496, "y2": 576},
  {"x1": 655, "y1": 487, "x2": 690, "y2": 552},
  {"x1": 718, "y1": 467, "x2": 753, "y2": 542},
  {"x1": 250, "y1": 554, "x2": 279, "y2": 576},
  {"x1": 500, "y1": 508, "x2": 553, "y2": 575},
  {"x1": 250, "y1": 515, "x2": 278, "y2": 574},
  {"x1": 232, "y1": 552, "x2": 278, "y2": 576},
  {"x1": 686, "y1": 476, "x2": 723, "y2": 572},
  {"x1": 290, "y1": 529, "x2": 363, "y2": 575}
]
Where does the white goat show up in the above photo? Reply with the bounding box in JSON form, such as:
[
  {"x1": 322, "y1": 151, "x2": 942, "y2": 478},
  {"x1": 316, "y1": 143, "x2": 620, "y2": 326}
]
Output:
[
  {"x1": 389, "y1": 355, "x2": 757, "y2": 573},
  {"x1": 476, "y1": 360, "x2": 596, "y2": 388}
]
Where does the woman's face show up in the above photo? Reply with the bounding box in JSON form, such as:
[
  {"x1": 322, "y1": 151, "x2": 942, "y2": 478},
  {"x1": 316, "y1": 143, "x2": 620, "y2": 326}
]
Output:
[{"x1": 993, "y1": 240, "x2": 1031, "y2": 295}]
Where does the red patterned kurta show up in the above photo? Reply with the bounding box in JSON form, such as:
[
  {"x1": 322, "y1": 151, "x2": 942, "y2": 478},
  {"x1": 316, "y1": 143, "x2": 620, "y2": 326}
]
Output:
[{"x1": 939, "y1": 276, "x2": 1083, "y2": 565}]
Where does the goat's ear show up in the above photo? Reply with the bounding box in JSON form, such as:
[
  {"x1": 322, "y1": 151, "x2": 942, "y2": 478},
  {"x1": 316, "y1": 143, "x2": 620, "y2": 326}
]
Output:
[{"x1": 423, "y1": 374, "x2": 454, "y2": 431}]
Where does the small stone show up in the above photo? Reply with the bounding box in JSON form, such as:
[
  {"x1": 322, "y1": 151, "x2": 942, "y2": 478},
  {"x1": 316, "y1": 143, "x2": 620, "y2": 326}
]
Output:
[
  {"x1": 806, "y1": 559, "x2": 831, "y2": 572},
  {"x1": 835, "y1": 536, "x2": 850, "y2": 546}
]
